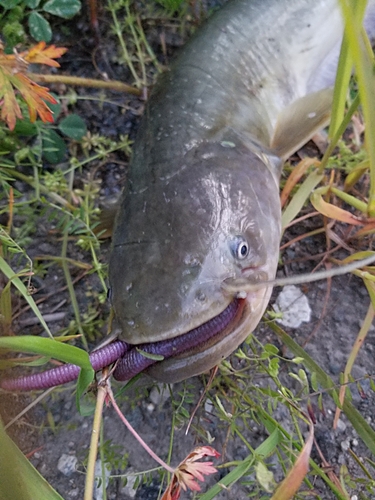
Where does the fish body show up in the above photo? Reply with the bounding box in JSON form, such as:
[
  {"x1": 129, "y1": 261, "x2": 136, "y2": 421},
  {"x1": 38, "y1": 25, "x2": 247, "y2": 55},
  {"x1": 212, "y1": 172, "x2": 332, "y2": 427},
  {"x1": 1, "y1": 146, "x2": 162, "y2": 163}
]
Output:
[
  {"x1": 3, "y1": 0, "x2": 375, "y2": 393},
  {"x1": 109, "y1": 0, "x2": 373, "y2": 382}
]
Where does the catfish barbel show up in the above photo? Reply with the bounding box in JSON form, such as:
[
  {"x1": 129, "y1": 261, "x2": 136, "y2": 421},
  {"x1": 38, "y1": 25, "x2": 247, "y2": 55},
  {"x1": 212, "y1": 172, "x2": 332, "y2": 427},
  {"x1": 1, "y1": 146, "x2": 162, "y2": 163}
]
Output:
[{"x1": 2, "y1": 0, "x2": 375, "y2": 391}]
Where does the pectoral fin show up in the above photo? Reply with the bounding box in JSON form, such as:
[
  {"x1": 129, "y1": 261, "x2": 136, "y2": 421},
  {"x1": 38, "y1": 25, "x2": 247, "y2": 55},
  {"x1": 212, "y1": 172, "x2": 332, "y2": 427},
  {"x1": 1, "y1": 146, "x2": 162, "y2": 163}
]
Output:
[{"x1": 271, "y1": 88, "x2": 333, "y2": 159}]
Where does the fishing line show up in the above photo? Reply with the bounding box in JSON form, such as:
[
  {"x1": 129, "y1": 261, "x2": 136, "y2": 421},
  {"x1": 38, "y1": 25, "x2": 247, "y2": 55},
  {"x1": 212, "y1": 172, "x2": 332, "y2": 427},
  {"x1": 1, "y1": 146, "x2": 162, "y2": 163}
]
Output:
[{"x1": 222, "y1": 253, "x2": 375, "y2": 294}]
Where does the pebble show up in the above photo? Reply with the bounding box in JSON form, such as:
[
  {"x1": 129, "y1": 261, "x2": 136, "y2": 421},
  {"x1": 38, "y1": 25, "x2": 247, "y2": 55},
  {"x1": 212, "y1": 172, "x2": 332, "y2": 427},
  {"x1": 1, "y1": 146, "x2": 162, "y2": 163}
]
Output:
[
  {"x1": 340, "y1": 438, "x2": 350, "y2": 451},
  {"x1": 336, "y1": 419, "x2": 347, "y2": 433},
  {"x1": 146, "y1": 403, "x2": 155, "y2": 413},
  {"x1": 205, "y1": 398, "x2": 214, "y2": 415},
  {"x1": 121, "y1": 471, "x2": 138, "y2": 498},
  {"x1": 57, "y1": 453, "x2": 78, "y2": 477},
  {"x1": 94, "y1": 460, "x2": 111, "y2": 500},
  {"x1": 273, "y1": 285, "x2": 311, "y2": 328},
  {"x1": 149, "y1": 384, "x2": 171, "y2": 406}
]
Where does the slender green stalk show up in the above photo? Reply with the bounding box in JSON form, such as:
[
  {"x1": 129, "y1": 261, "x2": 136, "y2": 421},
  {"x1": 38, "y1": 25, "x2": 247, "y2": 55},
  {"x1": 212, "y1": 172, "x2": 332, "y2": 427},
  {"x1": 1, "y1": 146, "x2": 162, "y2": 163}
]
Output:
[
  {"x1": 107, "y1": 0, "x2": 142, "y2": 87},
  {"x1": 61, "y1": 220, "x2": 88, "y2": 350},
  {"x1": 339, "y1": 0, "x2": 375, "y2": 215}
]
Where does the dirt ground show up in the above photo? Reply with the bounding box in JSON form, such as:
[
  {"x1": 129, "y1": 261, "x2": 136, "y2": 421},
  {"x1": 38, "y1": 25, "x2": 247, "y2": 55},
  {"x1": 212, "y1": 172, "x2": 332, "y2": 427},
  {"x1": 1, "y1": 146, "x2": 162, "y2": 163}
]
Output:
[{"x1": 1, "y1": 3, "x2": 375, "y2": 500}]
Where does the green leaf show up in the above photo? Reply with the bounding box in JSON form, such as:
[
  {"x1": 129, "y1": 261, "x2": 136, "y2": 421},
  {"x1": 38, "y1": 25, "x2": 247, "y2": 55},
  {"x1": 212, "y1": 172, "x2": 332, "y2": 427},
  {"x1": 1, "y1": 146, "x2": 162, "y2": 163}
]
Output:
[
  {"x1": 25, "y1": 0, "x2": 41, "y2": 7},
  {"x1": 0, "y1": 256, "x2": 53, "y2": 338},
  {"x1": 0, "y1": 336, "x2": 92, "y2": 368},
  {"x1": 76, "y1": 367, "x2": 95, "y2": 415},
  {"x1": 0, "y1": 419, "x2": 63, "y2": 500},
  {"x1": 46, "y1": 93, "x2": 62, "y2": 122},
  {"x1": 43, "y1": 0, "x2": 81, "y2": 19},
  {"x1": 28, "y1": 11, "x2": 52, "y2": 42},
  {"x1": 0, "y1": 0, "x2": 22, "y2": 8},
  {"x1": 135, "y1": 348, "x2": 164, "y2": 361},
  {"x1": 282, "y1": 170, "x2": 324, "y2": 229},
  {"x1": 13, "y1": 119, "x2": 38, "y2": 136},
  {"x1": 42, "y1": 129, "x2": 66, "y2": 163},
  {"x1": 58, "y1": 114, "x2": 87, "y2": 140},
  {"x1": 264, "y1": 343, "x2": 279, "y2": 355}
]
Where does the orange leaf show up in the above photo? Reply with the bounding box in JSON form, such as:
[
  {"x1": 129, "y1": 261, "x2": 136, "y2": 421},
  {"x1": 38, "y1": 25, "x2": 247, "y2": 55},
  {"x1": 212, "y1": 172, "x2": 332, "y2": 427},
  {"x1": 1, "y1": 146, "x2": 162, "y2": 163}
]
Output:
[
  {"x1": 0, "y1": 69, "x2": 22, "y2": 130},
  {"x1": 310, "y1": 188, "x2": 364, "y2": 225},
  {"x1": 161, "y1": 446, "x2": 220, "y2": 500},
  {"x1": 23, "y1": 41, "x2": 67, "y2": 67},
  {"x1": 0, "y1": 42, "x2": 66, "y2": 128},
  {"x1": 271, "y1": 419, "x2": 314, "y2": 500},
  {"x1": 10, "y1": 73, "x2": 56, "y2": 123}
]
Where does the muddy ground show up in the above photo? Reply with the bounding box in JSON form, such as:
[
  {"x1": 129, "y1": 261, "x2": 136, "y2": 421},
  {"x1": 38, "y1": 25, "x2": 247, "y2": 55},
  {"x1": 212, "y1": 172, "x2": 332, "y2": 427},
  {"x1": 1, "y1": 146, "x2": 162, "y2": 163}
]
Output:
[{"x1": 1, "y1": 2, "x2": 375, "y2": 500}]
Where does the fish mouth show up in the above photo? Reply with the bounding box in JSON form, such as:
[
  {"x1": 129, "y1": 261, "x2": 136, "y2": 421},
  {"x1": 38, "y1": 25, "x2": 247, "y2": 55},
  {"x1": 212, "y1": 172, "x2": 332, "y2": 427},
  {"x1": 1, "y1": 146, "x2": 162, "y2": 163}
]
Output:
[
  {"x1": 144, "y1": 284, "x2": 272, "y2": 383},
  {"x1": 113, "y1": 269, "x2": 273, "y2": 383},
  {"x1": 113, "y1": 298, "x2": 247, "y2": 382}
]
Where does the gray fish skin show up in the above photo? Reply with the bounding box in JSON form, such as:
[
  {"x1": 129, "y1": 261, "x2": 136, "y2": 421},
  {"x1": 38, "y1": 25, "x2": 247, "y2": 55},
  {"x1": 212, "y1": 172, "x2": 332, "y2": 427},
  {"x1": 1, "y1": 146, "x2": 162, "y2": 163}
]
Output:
[{"x1": 109, "y1": 0, "x2": 375, "y2": 382}]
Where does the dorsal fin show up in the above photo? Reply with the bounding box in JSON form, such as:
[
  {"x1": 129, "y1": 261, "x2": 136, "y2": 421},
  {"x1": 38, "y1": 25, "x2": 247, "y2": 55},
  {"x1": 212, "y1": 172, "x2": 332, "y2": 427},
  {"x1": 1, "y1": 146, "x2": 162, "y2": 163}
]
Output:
[{"x1": 271, "y1": 88, "x2": 333, "y2": 159}]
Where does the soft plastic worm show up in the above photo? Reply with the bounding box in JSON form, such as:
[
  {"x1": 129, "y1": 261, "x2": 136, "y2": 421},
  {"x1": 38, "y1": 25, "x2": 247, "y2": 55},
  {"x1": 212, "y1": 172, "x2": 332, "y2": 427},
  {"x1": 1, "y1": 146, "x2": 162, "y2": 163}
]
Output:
[
  {"x1": 0, "y1": 341, "x2": 129, "y2": 391},
  {"x1": 0, "y1": 300, "x2": 240, "y2": 391},
  {"x1": 113, "y1": 299, "x2": 241, "y2": 380}
]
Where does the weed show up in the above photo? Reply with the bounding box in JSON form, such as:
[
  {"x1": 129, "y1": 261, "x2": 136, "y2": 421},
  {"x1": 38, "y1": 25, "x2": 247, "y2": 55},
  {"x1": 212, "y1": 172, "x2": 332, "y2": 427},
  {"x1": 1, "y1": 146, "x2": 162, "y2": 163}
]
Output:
[{"x1": 0, "y1": 0, "x2": 82, "y2": 46}]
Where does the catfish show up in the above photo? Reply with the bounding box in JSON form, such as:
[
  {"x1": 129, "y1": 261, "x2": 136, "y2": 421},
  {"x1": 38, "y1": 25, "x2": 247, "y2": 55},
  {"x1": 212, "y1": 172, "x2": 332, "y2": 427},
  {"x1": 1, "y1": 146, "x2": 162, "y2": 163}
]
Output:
[{"x1": 2, "y1": 0, "x2": 375, "y2": 391}]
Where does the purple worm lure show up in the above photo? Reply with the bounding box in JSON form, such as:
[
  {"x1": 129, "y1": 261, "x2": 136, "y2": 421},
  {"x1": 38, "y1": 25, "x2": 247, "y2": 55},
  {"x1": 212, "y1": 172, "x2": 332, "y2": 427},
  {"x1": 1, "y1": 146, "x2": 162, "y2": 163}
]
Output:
[{"x1": 0, "y1": 299, "x2": 241, "y2": 391}]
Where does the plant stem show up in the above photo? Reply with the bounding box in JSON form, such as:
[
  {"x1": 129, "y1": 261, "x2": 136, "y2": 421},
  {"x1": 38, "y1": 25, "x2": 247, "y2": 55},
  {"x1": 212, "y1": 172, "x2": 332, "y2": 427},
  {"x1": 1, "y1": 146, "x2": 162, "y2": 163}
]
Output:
[
  {"x1": 28, "y1": 73, "x2": 142, "y2": 96},
  {"x1": 84, "y1": 381, "x2": 107, "y2": 500},
  {"x1": 106, "y1": 383, "x2": 175, "y2": 474},
  {"x1": 61, "y1": 220, "x2": 88, "y2": 349}
]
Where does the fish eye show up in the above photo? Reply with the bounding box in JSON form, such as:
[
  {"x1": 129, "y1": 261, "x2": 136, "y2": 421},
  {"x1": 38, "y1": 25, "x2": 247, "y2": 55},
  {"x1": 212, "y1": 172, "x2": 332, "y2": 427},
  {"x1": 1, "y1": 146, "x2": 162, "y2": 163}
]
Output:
[{"x1": 230, "y1": 236, "x2": 250, "y2": 260}]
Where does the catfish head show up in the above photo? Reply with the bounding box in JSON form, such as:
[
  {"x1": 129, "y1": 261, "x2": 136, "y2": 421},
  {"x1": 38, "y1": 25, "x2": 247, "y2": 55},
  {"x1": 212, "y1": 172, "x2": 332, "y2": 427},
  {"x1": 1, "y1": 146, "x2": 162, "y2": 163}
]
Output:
[{"x1": 109, "y1": 139, "x2": 282, "y2": 382}]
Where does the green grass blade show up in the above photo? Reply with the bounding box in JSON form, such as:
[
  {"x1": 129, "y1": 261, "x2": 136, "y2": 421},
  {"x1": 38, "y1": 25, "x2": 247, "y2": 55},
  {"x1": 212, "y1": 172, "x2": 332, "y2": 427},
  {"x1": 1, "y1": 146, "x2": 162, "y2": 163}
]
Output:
[
  {"x1": 281, "y1": 170, "x2": 324, "y2": 229},
  {"x1": 0, "y1": 336, "x2": 92, "y2": 369},
  {"x1": 0, "y1": 419, "x2": 64, "y2": 500},
  {"x1": 328, "y1": 36, "x2": 352, "y2": 139},
  {"x1": 0, "y1": 255, "x2": 53, "y2": 338},
  {"x1": 339, "y1": 0, "x2": 375, "y2": 215}
]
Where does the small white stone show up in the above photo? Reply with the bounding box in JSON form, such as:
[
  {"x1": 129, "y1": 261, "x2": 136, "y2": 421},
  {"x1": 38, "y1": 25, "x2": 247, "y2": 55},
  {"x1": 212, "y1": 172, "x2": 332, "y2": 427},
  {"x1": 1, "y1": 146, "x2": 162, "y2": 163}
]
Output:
[
  {"x1": 274, "y1": 285, "x2": 311, "y2": 328},
  {"x1": 340, "y1": 438, "x2": 350, "y2": 451},
  {"x1": 57, "y1": 454, "x2": 77, "y2": 477},
  {"x1": 351, "y1": 438, "x2": 359, "y2": 447},
  {"x1": 94, "y1": 460, "x2": 111, "y2": 500},
  {"x1": 149, "y1": 384, "x2": 170, "y2": 406},
  {"x1": 121, "y1": 471, "x2": 138, "y2": 498},
  {"x1": 336, "y1": 419, "x2": 347, "y2": 432},
  {"x1": 204, "y1": 398, "x2": 214, "y2": 415},
  {"x1": 146, "y1": 403, "x2": 155, "y2": 413}
]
